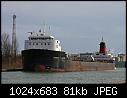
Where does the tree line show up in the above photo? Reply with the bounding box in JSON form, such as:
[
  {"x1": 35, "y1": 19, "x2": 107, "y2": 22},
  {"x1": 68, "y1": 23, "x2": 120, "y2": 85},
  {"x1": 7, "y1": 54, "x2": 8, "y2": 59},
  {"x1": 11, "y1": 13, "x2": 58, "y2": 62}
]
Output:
[{"x1": 1, "y1": 32, "x2": 20, "y2": 69}]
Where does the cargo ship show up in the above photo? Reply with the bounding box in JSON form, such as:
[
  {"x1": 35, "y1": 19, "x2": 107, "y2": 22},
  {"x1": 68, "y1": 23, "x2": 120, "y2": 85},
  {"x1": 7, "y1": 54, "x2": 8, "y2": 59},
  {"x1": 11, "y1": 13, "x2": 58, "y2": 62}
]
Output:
[
  {"x1": 21, "y1": 29, "x2": 66, "y2": 71},
  {"x1": 22, "y1": 28, "x2": 115, "y2": 72}
]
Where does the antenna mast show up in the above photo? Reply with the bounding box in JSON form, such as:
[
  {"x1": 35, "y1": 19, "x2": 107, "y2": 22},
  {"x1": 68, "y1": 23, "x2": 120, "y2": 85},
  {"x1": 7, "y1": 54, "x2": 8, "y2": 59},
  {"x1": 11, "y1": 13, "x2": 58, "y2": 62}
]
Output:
[
  {"x1": 43, "y1": 22, "x2": 46, "y2": 33},
  {"x1": 102, "y1": 36, "x2": 103, "y2": 42}
]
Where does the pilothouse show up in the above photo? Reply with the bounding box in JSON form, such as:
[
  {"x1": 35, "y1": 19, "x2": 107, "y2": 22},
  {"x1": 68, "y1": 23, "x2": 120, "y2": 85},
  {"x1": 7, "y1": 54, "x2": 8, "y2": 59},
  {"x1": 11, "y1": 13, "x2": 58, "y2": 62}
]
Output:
[{"x1": 25, "y1": 29, "x2": 61, "y2": 51}]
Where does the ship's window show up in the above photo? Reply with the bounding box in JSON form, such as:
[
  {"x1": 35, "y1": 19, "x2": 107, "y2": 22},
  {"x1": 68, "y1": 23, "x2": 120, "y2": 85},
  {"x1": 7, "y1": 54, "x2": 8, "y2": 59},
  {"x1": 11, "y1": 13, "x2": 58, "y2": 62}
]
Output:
[
  {"x1": 48, "y1": 43, "x2": 50, "y2": 45},
  {"x1": 33, "y1": 38, "x2": 36, "y2": 40},
  {"x1": 41, "y1": 43, "x2": 43, "y2": 45},
  {"x1": 36, "y1": 43, "x2": 38, "y2": 45},
  {"x1": 45, "y1": 43, "x2": 46, "y2": 45},
  {"x1": 33, "y1": 43, "x2": 34, "y2": 45}
]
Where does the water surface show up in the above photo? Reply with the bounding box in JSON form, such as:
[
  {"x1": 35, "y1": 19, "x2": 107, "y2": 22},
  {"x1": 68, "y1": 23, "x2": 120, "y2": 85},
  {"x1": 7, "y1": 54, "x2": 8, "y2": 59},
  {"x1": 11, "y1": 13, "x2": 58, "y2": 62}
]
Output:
[{"x1": 1, "y1": 68, "x2": 126, "y2": 84}]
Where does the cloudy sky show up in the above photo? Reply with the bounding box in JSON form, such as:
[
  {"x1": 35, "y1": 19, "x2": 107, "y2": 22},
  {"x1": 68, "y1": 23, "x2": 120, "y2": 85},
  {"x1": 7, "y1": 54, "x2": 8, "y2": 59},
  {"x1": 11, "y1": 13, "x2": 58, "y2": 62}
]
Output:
[{"x1": 1, "y1": 1, "x2": 126, "y2": 55}]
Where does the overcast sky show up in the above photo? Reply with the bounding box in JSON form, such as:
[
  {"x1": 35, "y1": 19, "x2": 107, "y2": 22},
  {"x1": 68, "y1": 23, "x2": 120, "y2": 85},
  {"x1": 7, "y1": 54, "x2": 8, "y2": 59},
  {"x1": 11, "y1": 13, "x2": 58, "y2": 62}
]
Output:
[{"x1": 1, "y1": 1, "x2": 126, "y2": 55}]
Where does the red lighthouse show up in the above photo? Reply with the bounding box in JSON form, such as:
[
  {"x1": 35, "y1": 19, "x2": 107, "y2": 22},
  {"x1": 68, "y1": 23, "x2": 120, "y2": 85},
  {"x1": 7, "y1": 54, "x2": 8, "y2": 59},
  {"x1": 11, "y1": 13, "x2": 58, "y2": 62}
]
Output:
[{"x1": 99, "y1": 37, "x2": 106, "y2": 54}]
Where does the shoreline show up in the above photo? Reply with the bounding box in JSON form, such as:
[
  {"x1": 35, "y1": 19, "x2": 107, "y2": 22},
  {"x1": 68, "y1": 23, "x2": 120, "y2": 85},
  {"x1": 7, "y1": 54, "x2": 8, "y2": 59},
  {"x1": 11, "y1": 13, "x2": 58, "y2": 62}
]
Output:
[
  {"x1": 2, "y1": 68, "x2": 23, "y2": 72},
  {"x1": 1, "y1": 67, "x2": 125, "y2": 72}
]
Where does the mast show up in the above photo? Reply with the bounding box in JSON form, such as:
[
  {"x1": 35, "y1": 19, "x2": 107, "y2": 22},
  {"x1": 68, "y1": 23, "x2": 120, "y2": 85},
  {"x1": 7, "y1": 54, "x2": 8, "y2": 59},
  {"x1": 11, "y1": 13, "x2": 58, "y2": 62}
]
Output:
[
  {"x1": 102, "y1": 36, "x2": 103, "y2": 42},
  {"x1": 43, "y1": 22, "x2": 46, "y2": 33}
]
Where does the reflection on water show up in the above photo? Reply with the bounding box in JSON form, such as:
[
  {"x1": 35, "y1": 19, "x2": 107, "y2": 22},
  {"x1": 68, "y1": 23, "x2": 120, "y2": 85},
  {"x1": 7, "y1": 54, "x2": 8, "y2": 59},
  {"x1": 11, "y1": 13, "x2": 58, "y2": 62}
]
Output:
[{"x1": 1, "y1": 68, "x2": 126, "y2": 84}]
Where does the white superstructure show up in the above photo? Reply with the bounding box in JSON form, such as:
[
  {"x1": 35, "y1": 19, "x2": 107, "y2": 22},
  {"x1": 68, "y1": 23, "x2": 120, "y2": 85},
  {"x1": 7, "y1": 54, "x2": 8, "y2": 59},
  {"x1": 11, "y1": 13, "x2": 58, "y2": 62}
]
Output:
[
  {"x1": 24, "y1": 30, "x2": 61, "y2": 51},
  {"x1": 92, "y1": 52, "x2": 115, "y2": 61}
]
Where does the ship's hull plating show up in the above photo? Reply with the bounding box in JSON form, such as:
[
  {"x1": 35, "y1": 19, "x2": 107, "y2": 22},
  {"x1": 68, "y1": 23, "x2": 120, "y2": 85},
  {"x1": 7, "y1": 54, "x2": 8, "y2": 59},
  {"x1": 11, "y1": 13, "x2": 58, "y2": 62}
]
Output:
[
  {"x1": 22, "y1": 49, "x2": 115, "y2": 72},
  {"x1": 21, "y1": 49, "x2": 66, "y2": 71}
]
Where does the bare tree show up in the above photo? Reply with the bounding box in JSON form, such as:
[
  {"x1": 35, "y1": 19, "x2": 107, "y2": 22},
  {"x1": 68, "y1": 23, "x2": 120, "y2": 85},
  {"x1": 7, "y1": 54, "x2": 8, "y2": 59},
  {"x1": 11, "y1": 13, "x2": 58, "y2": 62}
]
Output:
[{"x1": 1, "y1": 32, "x2": 12, "y2": 66}]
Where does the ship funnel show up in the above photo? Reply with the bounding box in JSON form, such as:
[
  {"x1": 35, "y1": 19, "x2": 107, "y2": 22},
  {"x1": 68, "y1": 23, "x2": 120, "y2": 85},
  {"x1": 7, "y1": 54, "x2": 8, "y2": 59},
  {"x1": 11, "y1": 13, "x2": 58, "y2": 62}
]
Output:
[{"x1": 99, "y1": 37, "x2": 106, "y2": 54}]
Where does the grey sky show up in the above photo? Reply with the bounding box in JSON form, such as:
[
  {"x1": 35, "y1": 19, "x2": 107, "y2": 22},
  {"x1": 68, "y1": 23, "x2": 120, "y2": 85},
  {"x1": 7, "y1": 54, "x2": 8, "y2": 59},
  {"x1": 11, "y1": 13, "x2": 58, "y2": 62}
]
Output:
[{"x1": 1, "y1": 1, "x2": 126, "y2": 55}]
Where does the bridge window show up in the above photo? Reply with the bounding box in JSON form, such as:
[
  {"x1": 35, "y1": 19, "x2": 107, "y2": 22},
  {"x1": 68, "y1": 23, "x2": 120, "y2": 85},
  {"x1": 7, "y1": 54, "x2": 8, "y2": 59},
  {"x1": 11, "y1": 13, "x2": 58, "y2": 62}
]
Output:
[{"x1": 48, "y1": 43, "x2": 50, "y2": 45}]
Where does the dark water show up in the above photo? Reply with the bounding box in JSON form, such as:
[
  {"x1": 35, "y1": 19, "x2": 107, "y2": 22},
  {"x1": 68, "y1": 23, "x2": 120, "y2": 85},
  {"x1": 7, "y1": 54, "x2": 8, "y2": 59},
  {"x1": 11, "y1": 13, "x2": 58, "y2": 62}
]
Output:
[{"x1": 1, "y1": 68, "x2": 126, "y2": 84}]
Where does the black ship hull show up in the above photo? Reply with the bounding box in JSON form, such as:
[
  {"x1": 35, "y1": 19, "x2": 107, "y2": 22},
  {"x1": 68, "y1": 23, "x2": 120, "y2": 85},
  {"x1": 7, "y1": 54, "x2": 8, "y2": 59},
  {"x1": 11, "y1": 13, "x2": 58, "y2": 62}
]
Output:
[{"x1": 21, "y1": 49, "x2": 66, "y2": 71}]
